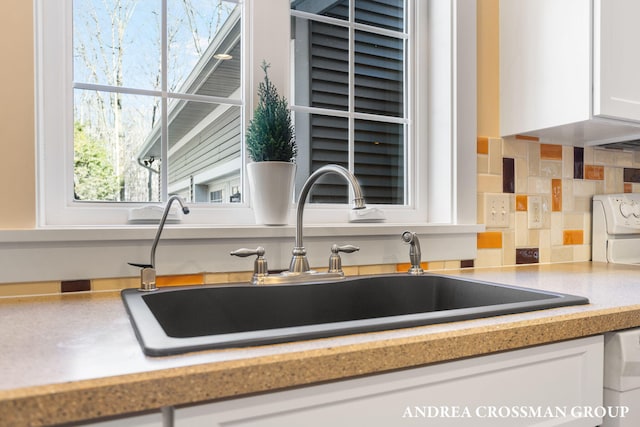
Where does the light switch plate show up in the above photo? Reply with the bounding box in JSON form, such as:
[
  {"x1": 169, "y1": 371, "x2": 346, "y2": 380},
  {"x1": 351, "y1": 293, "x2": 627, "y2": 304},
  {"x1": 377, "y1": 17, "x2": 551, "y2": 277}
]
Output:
[
  {"x1": 528, "y1": 195, "x2": 543, "y2": 229},
  {"x1": 484, "y1": 194, "x2": 510, "y2": 228}
]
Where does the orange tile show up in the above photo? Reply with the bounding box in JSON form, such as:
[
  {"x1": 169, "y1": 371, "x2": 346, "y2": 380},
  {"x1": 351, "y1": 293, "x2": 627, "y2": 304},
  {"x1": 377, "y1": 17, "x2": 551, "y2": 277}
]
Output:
[
  {"x1": 552, "y1": 179, "x2": 562, "y2": 211},
  {"x1": 625, "y1": 183, "x2": 633, "y2": 193},
  {"x1": 477, "y1": 231, "x2": 503, "y2": 249},
  {"x1": 515, "y1": 134, "x2": 539, "y2": 142},
  {"x1": 563, "y1": 230, "x2": 584, "y2": 245},
  {"x1": 156, "y1": 273, "x2": 204, "y2": 287},
  {"x1": 540, "y1": 144, "x2": 563, "y2": 160},
  {"x1": 396, "y1": 262, "x2": 428, "y2": 272},
  {"x1": 477, "y1": 137, "x2": 489, "y2": 154},
  {"x1": 585, "y1": 165, "x2": 604, "y2": 180},
  {"x1": 515, "y1": 195, "x2": 528, "y2": 211}
]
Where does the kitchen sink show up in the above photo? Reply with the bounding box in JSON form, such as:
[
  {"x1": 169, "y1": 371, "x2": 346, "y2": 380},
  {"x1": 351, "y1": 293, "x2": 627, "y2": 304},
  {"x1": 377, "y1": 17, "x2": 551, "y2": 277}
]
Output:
[{"x1": 122, "y1": 274, "x2": 589, "y2": 356}]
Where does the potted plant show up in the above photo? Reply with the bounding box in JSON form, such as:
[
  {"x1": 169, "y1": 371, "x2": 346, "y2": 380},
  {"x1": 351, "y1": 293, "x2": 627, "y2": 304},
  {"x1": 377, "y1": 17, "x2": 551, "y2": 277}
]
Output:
[{"x1": 246, "y1": 61, "x2": 297, "y2": 225}]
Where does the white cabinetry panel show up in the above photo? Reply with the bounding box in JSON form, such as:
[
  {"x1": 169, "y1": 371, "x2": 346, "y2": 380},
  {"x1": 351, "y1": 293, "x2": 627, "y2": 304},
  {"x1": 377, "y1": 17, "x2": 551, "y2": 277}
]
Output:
[
  {"x1": 594, "y1": 0, "x2": 640, "y2": 122},
  {"x1": 175, "y1": 336, "x2": 603, "y2": 427},
  {"x1": 500, "y1": 0, "x2": 640, "y2": 145},
  {"x1": 500, "y1": 0, "x2": 591, "y2": 137}
]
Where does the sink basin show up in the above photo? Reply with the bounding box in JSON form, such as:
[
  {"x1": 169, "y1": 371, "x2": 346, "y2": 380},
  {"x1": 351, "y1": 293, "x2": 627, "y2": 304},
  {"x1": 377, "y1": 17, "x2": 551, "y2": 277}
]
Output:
[{"x1": 122, "y1": 274, "x2": 589, "y2": 356}]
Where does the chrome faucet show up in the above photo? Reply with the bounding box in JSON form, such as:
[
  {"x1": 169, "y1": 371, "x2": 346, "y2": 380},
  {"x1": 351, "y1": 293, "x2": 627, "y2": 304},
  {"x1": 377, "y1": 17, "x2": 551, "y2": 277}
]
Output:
[
  {"x1": 289, "y1": 164, "x2": 366, "y2": 273},
  {"x1": 401, "y1": 230, "x2": 424, "y2": 275},
  {"x1": 129, "y1": 195, "x2": 190, "y2": 291},
  {"x1": 231, "y1": 164, "x2": 365, "y2": 285}
]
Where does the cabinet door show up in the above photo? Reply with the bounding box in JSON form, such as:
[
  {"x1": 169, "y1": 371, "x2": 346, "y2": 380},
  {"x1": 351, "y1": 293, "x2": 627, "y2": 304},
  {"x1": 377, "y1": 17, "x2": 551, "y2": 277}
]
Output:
[
  {"x1": 594, "y1": 0, "x2": 640, "y2": 121},
  {"x1": 500, "y1": 0, "x2": 591, "y2": 136},
  {"x1": 174, "y1": 336, "x2": 603, "y2": 427}
]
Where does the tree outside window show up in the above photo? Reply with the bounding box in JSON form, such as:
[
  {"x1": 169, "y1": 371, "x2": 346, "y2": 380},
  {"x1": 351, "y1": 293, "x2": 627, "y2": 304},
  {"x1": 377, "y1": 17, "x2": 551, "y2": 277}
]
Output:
[{"x1": 73, "y1": 0, "x2": 240, "y2": 203}]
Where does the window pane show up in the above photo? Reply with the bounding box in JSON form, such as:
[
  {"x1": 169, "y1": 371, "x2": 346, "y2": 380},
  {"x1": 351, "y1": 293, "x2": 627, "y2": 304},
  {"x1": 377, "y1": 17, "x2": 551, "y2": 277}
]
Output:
[
  {"x1": 73, "y1": 90, "x2": 161, "y2": 202},
  {"x1": 354, "y1": 30, "x2": 404, "y2": 117},
  {"x1": 167, "y1": 0, "x2": 241, "y2": 97},
  {"x1": 73, "y1": 0, "x2": 243, "y2": 205},
  {"x1": 73, "y1": 0, "x2": 161, "y2": 90},
  {"x1": 291, "y1": 0, "x2": 349, "y2": 20},
  {"x1": 293, "y1": 19, "x2": 348, "y2": 111},
  {"x1": 294, "y1": 113, "x2": 349, "y2": 204},
  {"x1": 355, "y1": 0, "x2": 405, "y2": 31},
  {"x1": 163, "y1": 101, "x2": 242, "y2": 203},
  {"x1": 291, "y1": 0, "x2": 407, "y2": 206},
  {"x1": 354, "y1": 119, "x2": 404, "y2": 204}
]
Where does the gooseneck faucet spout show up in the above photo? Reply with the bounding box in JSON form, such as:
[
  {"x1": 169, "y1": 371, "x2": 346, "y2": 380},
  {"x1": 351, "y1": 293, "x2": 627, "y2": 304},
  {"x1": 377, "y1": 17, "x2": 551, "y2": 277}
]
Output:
[
  {"x1": 149, "y1": 195, "x2": 190, "y2": 268},
  {"x1": 129, "y1": 195, "x2": 190, "y2": 291},
  {"x1": 290, "y1": 164, "x2": 366, "y2": 273}
]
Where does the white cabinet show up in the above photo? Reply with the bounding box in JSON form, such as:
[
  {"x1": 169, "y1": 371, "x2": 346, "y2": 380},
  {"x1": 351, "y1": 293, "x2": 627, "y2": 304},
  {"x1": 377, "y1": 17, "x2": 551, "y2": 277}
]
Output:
[
  {"x1": 174, "y1": 336, "x2": 604, "y2": 427},
  {"x1": 500, "y1": 0, "x2": 640, "y2": 145},
  {"x1": 594, "y1": 0, "x2": 640, "y2": 122}
]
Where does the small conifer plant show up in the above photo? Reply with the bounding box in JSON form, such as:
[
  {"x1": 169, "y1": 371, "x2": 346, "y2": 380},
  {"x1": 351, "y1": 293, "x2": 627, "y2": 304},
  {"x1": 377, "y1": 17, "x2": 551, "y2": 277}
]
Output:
[{"x1": 246, "y1": 61, "x2": 297, "y2": 162}]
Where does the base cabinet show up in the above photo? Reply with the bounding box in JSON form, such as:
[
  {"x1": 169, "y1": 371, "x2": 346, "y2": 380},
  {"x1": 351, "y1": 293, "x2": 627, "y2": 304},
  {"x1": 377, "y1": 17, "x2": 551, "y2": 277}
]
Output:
[{"x1": 174, "y1": 336, "x2": 604, "y2": 427}]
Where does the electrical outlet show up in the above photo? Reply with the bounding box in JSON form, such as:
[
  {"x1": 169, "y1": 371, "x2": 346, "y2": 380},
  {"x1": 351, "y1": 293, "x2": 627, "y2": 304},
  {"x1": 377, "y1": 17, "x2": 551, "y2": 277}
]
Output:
[
  {"x1": 484, "y1": 194, "x2": 510, "y2": 227},
  {"x1": 528, "y1": 195, "x2": 543, "y2": 229}
]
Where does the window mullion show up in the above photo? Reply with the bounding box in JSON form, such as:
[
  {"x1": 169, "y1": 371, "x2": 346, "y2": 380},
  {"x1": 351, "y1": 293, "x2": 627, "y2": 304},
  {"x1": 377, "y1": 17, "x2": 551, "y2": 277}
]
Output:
[
  {"x1": 348, "y1": 1, "x2": 355, "y2": 175},
  {"x1": 160, "y1": 0, "x2": 169, "y2": 200},
  {"x1": 405, "y1": 1, "x2": 413, "y2": 207}
]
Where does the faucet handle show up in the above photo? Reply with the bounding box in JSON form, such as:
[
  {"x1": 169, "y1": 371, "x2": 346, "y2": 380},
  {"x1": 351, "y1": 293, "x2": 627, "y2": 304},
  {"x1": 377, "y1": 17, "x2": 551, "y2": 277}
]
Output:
[
  {"x1": 230, "y1": 247, "x2": 265, "y2": 258},
  {"x1": 230, "y1": 247, "x2": 268, "y2": 282},
  {"x1": 332, "y1": 244, "x2": 359, "y2": 254},
  {"x1": 328, "y1": 244, "x2": 360, "y2": 274}
]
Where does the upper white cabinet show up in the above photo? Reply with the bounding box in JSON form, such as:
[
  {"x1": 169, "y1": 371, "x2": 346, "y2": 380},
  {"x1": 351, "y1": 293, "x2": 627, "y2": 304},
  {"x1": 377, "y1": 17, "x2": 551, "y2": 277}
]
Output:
[
  {"x1": 594, "y1": 0, "x2": 640, "y2": 121},
  {"x1": 500, "y1": 0, "x2": 640, "y2": 145}
]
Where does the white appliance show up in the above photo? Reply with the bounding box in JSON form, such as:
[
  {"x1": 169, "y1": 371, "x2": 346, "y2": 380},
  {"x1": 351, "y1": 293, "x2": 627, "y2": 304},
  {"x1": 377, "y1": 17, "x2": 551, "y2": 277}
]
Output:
[
  {"x1": 602, "y1": 329, "x2": 640, "y2": 427},
  {"x1": 593, "y1": 194, "x2": 640, "y2": 426},
  {"x1": 592, "y1": 193, "x2": 640, "y2": 263}
]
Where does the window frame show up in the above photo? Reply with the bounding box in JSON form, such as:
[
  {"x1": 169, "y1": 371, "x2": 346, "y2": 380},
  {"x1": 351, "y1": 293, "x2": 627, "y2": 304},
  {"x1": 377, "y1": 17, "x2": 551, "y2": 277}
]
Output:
[
  {"x1": 37, "y1": 0, "x2": 256, "y2": 226},
  {"x1": 5, "y1": 0, "x2": 481, "y2": 285},
  {"x1": 35, "y1": 0, "x2": 476, "y2": 229}
]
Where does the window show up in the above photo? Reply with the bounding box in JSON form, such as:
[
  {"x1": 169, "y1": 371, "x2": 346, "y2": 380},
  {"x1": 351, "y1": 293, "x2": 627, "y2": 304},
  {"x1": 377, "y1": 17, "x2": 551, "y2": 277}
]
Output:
[
  {"x1": 291, "y1": 0, "x2": 408, "y2": 205},
  {"x1": 37, "y1": 0, "x2": 476, "y2": 227},
  {"x1": 210, "y1": 190, "x2": 223, "y2": 203},
  {"x1": 72, "y1": 0, "x2": 242, "y2": 204}
]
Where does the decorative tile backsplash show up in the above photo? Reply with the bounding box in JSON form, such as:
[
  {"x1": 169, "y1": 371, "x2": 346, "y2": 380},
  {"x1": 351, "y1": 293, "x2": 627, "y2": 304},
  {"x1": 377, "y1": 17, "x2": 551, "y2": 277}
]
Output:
[{"x1": 476, "y1": 135, "x2": 640, "y2": 268}]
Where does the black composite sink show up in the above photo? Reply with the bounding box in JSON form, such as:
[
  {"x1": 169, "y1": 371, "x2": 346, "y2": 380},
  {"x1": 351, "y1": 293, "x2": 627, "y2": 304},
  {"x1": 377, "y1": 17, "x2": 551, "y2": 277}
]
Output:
[{"x1": 122, "y1": 274, "x2": 589, "y2": 356}]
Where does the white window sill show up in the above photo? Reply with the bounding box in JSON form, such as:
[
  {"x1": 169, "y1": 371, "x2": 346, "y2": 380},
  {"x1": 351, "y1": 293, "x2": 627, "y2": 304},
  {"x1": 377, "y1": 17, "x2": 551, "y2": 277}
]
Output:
[
  {"x1": 0, "y1": 223, "x2": 483, "y2": 284},
  {"x1": 0, "y1": 222, "x2": 484, "y2": 243}
]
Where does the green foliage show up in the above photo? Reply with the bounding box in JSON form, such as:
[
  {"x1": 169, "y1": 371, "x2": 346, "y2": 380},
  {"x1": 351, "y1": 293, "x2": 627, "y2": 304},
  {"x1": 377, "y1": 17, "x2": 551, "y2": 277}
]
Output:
[
  {"x1": 246, "y1": 61, "x2": 296, "y2": 162},
  {"x1": 74, "y1": 123, "x2": 121, "y2": 201}
]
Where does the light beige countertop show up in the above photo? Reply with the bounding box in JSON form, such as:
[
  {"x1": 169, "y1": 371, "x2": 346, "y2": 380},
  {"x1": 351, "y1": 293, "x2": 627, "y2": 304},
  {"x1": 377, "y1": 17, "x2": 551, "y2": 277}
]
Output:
[{"x1": 1, "y1": 261, "x2": 640, "y2": 426}]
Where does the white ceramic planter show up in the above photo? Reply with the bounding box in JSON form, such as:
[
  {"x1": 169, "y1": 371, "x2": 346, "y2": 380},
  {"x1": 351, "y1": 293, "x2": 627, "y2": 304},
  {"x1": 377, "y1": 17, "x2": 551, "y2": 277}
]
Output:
[{"x1": 247, "y1": 161, "x2": 296, "y2": 225}]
